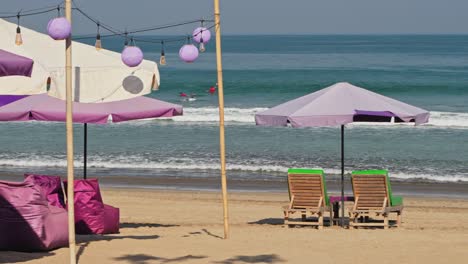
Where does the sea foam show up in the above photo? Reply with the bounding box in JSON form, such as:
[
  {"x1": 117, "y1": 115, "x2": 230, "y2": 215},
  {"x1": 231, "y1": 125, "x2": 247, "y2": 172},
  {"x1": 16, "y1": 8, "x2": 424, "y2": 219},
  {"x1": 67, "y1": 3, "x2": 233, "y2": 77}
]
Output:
[{"x1": 1, "y1": 155, "x2": 466, "y2": 183}]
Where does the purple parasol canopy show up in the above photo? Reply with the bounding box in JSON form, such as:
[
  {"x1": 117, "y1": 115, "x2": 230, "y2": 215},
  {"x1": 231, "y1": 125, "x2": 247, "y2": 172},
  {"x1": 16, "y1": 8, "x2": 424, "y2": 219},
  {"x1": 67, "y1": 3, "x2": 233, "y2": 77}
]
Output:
[
  {"x1": 255, "y1": 82, "x2": 429, "y2": 127},
  {"x1": 0, "y1": 49, "x2": 34, "y2": 77},
  {"x1": 255, "y1": 82, "x2": 430, "y2": 227},
  {"x1": 0, "y1": 93, "x2": 183, "y2": 123}
]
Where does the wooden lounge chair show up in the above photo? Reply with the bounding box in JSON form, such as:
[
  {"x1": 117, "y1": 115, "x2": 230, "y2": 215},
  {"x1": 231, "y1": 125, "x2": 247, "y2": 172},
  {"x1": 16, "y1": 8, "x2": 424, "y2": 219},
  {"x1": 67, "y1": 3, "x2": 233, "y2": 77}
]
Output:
[
  {"x1": 283, "y1": 168, "x2": 332, "y2": 229},
  {"x1": 349, "y1": 170, "x2": 403, "y2": 229}
]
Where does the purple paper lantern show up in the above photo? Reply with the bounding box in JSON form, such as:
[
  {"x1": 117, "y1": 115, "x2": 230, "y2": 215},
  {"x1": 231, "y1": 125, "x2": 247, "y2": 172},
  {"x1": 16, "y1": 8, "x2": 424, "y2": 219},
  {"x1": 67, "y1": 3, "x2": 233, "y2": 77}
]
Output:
[
  {"x1": 47, "y1": 17, "x2": 72, "y2": 40},
  {"x1": 121, "y1": 46, "x2": 144, "y2": 67},
  {"x1": 179, "y1": 44, "x2": 199, "y2": 63},
  {"x1": 192, "y1": 27, "x2": 211, "y2": 44}
]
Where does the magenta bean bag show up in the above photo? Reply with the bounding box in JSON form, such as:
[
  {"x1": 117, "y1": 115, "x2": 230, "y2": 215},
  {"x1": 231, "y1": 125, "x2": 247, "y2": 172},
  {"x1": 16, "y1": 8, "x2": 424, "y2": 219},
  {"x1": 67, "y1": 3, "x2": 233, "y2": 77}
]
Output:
[
  {"x1": 24, "y1": 174, "x2": 65, "y2": 209},
  {"x1": 0, "y1": 178, "x2": 68, "y2": 251},
  {"x1": 64, "y1": 178, "x2": 119, "y2": 234}
]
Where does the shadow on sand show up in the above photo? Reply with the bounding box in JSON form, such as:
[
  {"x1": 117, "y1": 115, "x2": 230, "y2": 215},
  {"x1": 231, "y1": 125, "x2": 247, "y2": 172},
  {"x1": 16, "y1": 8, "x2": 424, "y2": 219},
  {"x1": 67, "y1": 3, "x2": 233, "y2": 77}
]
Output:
[
  {"x1": 0, "y1": 251, "x2": 55, "y2": 264},
  {"x1": 113, "y1": 254, "x2": 207, "y2": 264},
  {"x1": 181, "y1": 229, "x2": 223, "y2": 239},
  {"x1": 76, "y1": 234, "x2": 160, "y2": 263},
  {"x1": 214, "y1": 254, "x2": 286, "y2": 264},
  {"x1": 247, "y1": 218, "x2": 284, "y2": 226}
]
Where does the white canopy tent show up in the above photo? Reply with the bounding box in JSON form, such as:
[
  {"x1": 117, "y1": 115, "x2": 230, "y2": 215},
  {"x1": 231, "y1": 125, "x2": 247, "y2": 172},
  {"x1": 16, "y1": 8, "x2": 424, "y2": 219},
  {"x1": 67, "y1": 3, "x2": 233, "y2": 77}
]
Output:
[{"x1": 0, "y1": 18, "x2": 159, "y2": 102}]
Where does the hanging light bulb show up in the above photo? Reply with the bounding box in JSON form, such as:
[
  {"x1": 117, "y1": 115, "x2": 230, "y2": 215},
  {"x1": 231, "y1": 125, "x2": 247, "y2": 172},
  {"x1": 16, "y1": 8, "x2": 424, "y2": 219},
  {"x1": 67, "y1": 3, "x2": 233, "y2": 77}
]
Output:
[
  {"x1": 124, "y1": 31, "x2": 129, "y2": 47},
  {"x1": 95, "y1": 34, "x2": 102, "y2": 50},
  {"x1": 198, "y1": 30, "x2": 206, "y2": 53},
  {"x1": 193, "y1": 19, "x2": 211, "y2": 53},
  {"x1": 15, "y1": 13, "x2": 22, "y2": 46},
  {"x1": 95, "y1": 22, "x2": 102, "y2": 50},
  {"x1": 199, "y1": 42, "x2": 205, "y2": 53},
  {"x1": 159, "y1": 41, "x2": 166, "y2": 66}
]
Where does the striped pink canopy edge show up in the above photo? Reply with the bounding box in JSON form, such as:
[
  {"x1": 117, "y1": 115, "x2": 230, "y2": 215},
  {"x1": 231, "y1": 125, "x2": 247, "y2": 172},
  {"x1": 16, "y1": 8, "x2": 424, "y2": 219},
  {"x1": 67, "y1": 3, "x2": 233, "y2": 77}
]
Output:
[{"x1": 0, "y1": 93, "x2": 182, "y2": 123}]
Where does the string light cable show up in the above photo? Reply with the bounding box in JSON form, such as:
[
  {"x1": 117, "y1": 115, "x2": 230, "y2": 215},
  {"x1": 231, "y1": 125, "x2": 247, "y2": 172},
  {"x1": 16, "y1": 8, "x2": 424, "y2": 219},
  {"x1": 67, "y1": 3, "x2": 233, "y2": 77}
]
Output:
[{"x1": 1, "y1": 1, "x2": 214, "y2": 47}]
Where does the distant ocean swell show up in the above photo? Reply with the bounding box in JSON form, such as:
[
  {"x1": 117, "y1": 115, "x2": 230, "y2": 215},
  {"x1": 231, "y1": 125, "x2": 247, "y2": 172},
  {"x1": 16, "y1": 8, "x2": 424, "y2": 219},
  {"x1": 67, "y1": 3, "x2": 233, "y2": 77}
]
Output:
[{"x1": 0, "y1": 155, "x2": 466, "y2": 183}]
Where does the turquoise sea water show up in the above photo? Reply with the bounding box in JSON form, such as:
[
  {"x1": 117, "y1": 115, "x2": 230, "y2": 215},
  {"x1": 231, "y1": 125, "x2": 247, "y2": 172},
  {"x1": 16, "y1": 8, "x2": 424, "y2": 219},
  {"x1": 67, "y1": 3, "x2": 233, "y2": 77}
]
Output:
[{"x1": 0, "y1": 35, "x2": 467, "y2": 184}]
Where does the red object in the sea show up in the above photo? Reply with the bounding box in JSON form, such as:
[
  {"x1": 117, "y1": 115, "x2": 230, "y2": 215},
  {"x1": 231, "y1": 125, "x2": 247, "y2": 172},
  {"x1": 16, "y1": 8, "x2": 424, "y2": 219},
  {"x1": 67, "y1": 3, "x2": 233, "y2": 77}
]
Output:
[
  {"x1": 180, "y1": 92, "x2": 187, "y2": 97},
  {"x1": 209, "y1": 86, "x2": 216, "y2": 94}
]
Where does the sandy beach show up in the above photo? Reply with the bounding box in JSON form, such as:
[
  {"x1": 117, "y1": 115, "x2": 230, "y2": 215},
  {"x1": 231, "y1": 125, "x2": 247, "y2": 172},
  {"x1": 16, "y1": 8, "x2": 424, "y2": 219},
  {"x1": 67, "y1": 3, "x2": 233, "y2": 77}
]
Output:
[{"x1": 1, "y1": 187, "x2": 467, "y2": 264}]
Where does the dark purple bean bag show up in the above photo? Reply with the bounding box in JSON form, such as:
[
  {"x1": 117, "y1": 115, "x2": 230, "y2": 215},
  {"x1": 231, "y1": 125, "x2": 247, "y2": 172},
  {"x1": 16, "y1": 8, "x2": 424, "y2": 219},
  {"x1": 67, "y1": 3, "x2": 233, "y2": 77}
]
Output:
[
  {"x1": 64, "y1": 179, "x2": 119, "y2": 234},
  {"x1": 0, "y1": 178, "x2": 68, "y2": 251},
  {"x1": 24, "y1": 174, "x2": 65, "y2": 209}
]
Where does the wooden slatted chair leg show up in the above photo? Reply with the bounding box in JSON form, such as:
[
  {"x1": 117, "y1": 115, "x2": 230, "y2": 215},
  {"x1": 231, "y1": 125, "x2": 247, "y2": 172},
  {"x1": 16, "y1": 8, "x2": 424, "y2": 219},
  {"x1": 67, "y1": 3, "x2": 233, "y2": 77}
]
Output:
[
  {"x1": 396, "y1": 211, "x2": 402, "y2": 227},
  {"x1": 353, "y1": 213, "x2": 359, "y2": 229},
  {"x1": 283, "y1": 210, "x2": 289, "y2": 227},
  {"x1": 348, "y1": 212, "x2": 354, "y2": 228},
  {"x1": 318, "y1": 212, "x2": 323, "y2": 230},
  {"x1": 329, "y1": 210, "x2": 333, "y2": 227},
  {"x1": 383, "y1": 213, "x2": 389, "y2": 229},
  {"x1": 301, "y1": 212, "x2": 306, "y2": 221}
]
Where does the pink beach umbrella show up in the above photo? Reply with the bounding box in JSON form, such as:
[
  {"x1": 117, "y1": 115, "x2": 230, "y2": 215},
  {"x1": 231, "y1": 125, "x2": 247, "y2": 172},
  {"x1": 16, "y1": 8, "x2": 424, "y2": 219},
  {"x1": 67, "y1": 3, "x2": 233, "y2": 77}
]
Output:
[
  {"x1": 0, "y1": 49, "x2": 34, "y2": 77},
  {"x1": 255, "y1": 82, "x2": 430, "y2": 227}
]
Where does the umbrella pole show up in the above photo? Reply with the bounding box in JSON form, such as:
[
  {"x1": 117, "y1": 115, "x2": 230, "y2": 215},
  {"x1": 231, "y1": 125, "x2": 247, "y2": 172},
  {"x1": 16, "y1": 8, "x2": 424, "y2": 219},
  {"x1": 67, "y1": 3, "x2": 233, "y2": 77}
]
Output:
[
  {"x1": 84, "y1": 123, "x2": 87, "y2": 179},
  {"x1": 341, "y1": 125, "x2": 345, "y2": 227},
  {"x1": 65, "y1": 0, "x2": 76, "y2": 263},
  {"x1": 214, "y1": 0, "x2": 229, "y2": 239}
]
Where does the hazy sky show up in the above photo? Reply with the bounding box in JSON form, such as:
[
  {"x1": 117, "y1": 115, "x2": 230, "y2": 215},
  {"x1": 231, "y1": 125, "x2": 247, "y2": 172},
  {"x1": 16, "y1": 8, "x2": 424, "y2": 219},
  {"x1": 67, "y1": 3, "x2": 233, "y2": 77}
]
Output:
[{"x1": 3, "y1": 0, "x2": 468, "y2": 35}]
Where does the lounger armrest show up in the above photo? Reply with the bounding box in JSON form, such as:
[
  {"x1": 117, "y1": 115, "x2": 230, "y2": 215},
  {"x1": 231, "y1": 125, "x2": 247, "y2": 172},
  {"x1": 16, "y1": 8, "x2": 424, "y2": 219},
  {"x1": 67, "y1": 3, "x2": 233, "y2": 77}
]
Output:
[{"x1": 391, "y1": 196, "x2": 403, "y2": 206}]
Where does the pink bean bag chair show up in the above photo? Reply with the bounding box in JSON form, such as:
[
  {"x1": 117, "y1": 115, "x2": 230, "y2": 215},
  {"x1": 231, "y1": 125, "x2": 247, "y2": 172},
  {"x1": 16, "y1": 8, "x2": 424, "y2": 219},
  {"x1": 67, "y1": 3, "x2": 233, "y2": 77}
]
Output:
[
  {"x1": 64, "y1": 178, "x2": 119, "y2": 234},
  {"x1": 24, "y1": 174, "x2": 65, "y2": 209},
  {"x1": 0, "y1": 178, "x2": 68, "y2": 251}
]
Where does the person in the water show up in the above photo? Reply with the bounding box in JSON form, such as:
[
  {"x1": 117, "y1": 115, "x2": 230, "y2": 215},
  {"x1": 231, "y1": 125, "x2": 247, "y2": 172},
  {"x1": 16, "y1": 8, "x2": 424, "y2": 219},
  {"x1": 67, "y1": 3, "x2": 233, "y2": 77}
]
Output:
[
  {"x1": 208, "y1": 86, "x2": 216, "y2": 95},
  {"x1": 179, "y1": 92, "x2": 187, "y2": 97}
]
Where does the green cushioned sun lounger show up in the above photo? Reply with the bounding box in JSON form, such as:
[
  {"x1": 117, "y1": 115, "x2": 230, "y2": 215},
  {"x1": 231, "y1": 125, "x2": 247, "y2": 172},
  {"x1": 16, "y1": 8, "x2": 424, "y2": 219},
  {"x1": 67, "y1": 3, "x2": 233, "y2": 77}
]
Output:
[
  {"x1": 352, "y1": 170, "x2": 403, "y2": 206},
  {"x1": 283, "y1": 168, "x2": 332, "y2": 229},
  {"x1": 350, "y1": 169, "x2": 404, "y2": 229}
]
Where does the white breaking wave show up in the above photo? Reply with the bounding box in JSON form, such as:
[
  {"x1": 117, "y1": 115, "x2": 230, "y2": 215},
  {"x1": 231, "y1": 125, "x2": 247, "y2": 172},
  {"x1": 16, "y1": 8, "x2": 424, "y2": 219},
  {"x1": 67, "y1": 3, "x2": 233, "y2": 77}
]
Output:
[
  {"x1": 425, "y1": 111, "x2": 468, "y2": 128},
  {"x1": 165, "y1": 108, "x2": 468, "y2": 129},
  {"x1": 171, "y1": 107, "x2": 268, "y2": 123},
  {"x1": 0, "y1": 156, "x2": 466, "y2": 183}
]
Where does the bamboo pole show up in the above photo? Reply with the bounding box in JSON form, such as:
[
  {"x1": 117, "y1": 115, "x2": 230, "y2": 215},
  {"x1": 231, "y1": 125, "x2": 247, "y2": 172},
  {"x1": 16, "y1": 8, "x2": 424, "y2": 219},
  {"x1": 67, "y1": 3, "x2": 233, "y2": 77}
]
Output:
[
  {"x1": 65, "y1": 0, "x2": 76, "y2": 263},
  {"x1": 214, "y1": 0, "x2": 229, "y2": 239},
  {"x1": 84, "y1": 123, "x2": 87, "y2": 179},
  {"x1": 341, "y1": 125, "x2": 345, "y2": 228}
]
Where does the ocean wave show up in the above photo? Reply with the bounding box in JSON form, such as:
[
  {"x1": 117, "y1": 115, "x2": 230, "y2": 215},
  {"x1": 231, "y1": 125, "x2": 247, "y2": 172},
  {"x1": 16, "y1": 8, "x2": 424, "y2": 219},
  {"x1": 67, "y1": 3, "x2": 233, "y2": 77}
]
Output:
[
  {"x1": 165, "y1": 108, "x2": 468, "y2": 129},
  {"x1": 171, "y1": 107, "x2": 268, "y2": 123},
  {"x1": 0, "y1": 156, "x2": 466, "y2": 183}
]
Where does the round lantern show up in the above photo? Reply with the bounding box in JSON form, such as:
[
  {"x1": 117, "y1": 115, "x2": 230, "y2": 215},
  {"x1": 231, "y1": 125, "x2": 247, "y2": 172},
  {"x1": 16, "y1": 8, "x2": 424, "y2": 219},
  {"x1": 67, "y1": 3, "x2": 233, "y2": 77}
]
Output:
[
  {"x1": 121, "y1": 46, "x2": 144, "y2": 67},
  {"x1": 47, "y1": 17, "x2": 72, "y2": 40},
  {"x1": 192, "y1": 27, "x2": 211, "y2": 44},
  {"x1": 179, "y1": 44, "x2": 199, "y2": 63}
]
